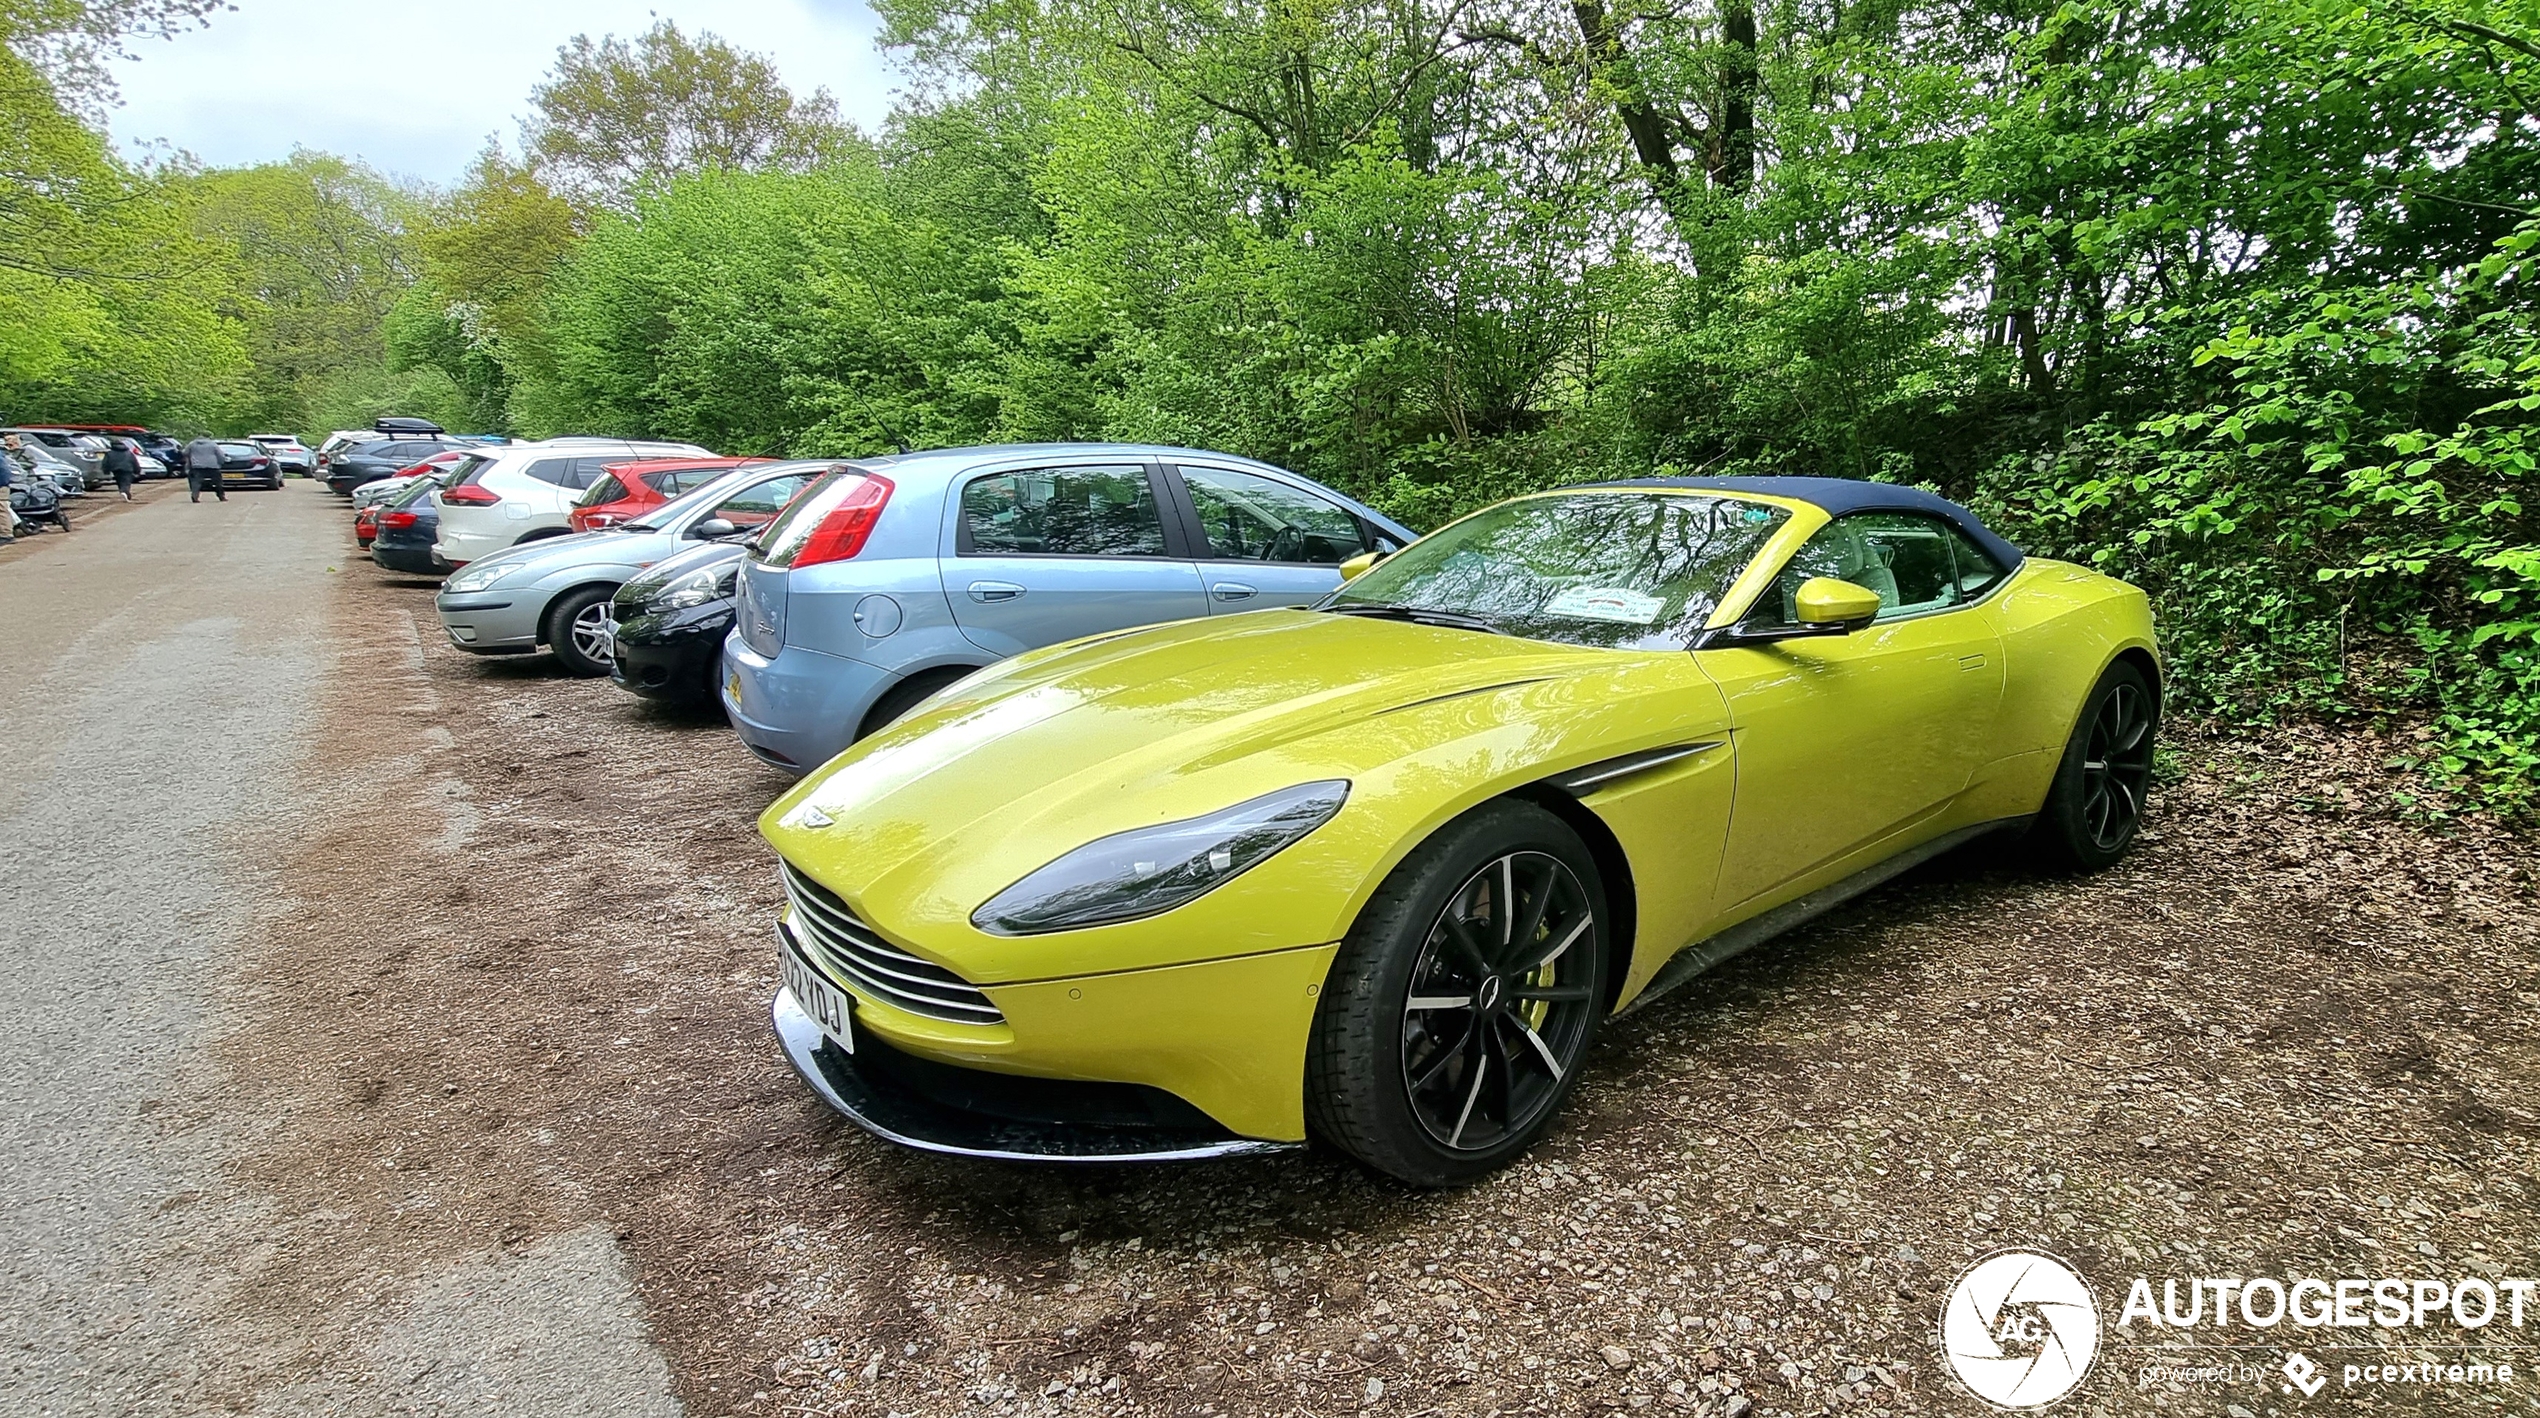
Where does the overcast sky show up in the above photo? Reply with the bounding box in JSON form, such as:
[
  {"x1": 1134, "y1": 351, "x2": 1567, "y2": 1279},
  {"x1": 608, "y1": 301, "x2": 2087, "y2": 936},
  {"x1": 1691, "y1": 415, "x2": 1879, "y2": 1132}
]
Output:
[{"x1": 105, "y1": 0, "x2": 900, "y2": 186}]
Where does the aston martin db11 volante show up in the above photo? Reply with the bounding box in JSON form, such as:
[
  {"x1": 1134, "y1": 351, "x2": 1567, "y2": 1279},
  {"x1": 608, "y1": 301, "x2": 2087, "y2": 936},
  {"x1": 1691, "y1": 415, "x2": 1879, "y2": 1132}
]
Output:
[{"x1": 762, "y1": 476, "x2": 2160, "y2": 1184}]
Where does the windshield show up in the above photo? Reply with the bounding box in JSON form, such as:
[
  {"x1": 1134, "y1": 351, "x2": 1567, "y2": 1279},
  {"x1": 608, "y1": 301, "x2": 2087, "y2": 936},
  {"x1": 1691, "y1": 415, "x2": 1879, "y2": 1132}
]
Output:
[
  {"x1": 1327, "y1": 492, "x2": 1791, "y2": 650},
  {"x1": 388, "y1": 475, "x2": 443, "y2": 509},
  {"x1": 623, "y1": 462, "x2": 809, "y2": 531}
]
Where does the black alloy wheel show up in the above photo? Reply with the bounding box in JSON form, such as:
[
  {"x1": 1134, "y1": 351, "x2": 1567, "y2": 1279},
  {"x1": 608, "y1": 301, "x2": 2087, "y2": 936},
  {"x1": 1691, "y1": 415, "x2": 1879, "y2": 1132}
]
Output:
[
  {"x1": 1399, "y1": 850, "x2": 1600, "y2": 1153},
  {"x1": 2032, "y1": 659, "x2": 2159, "y2": 872},
  {"x1": 2080, "y1": 678, "x2": 2154, "y2": 851},
  {"x1": 1307, "y1": 799, "x2": 1608, "y2": 1185}
]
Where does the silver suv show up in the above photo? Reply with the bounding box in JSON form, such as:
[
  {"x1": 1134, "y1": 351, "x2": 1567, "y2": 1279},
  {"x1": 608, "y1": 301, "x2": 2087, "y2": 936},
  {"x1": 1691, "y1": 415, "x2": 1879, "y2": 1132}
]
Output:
[{"x1": 723, "y1": 444, "x2": 1416, "y2": 773}]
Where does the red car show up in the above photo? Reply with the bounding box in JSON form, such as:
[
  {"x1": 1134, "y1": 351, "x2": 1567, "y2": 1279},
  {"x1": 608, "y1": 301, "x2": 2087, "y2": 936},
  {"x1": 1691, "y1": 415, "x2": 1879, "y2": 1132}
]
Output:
[{"x1": 569, "y1": 457, "x2": 767, "y2": 533}]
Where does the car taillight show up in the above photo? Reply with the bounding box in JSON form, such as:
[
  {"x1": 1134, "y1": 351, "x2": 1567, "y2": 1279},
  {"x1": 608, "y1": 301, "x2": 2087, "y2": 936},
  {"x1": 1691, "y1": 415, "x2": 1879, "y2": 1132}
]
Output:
[
  {"x1": 789, "y1": 474, "x2": 895, "y2": 569},
  {"x1": 381, "y1": 511, "x2": 418, "y2": 530},
  {"x1": 442, "y1": 484, "x2": 500, "y2": 506}
]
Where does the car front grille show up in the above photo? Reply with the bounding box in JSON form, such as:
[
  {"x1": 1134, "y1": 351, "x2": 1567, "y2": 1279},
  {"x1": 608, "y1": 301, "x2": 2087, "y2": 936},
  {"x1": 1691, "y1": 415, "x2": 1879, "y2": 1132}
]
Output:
[{"x1": 779, "y1": 861, "x2": 1005, "y2": 1025}]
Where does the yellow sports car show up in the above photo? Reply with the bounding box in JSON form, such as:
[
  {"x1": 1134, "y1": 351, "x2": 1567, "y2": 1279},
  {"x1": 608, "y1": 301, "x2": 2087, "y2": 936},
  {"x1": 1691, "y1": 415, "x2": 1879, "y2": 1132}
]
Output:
[{"x1": 763, "y1": 476, "x2": 2159, "y2": 1183}]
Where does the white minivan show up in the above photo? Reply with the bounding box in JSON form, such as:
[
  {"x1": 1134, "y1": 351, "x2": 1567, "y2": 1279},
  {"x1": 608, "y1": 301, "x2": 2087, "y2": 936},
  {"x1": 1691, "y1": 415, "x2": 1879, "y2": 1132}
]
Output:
[{"x1": 432, "y1": 437, "x2": 710, "y2": 566}]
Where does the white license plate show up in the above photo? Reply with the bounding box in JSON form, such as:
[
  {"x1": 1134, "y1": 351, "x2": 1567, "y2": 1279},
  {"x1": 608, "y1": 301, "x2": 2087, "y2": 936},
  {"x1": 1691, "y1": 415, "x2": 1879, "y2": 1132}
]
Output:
[{"x1": 782, "y1": 944, "x2": 854, "y2": 1053}]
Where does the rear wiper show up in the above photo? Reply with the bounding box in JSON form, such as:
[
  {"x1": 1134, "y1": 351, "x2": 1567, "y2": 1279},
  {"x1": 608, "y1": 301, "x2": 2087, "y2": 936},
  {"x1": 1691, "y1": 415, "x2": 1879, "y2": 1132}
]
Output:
[{"x1": 1327, "y1": 603, "x2": 1501, "y2": 635}]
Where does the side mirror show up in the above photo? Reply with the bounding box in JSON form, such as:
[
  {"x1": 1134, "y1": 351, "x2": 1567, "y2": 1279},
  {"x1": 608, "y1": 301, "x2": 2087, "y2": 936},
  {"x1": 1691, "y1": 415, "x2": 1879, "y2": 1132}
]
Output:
[
  {"x1": 1793, "y1": 576, "x2": 1882, "y2": 629},
  {"x1": 1696, "y1": 577, "x2": 1883, "y2": 649},
  {"x1": 1339, "y1": 550, "x2": 1385, "y2": 582},
  {"x1": 691, "y1": 517, "x2": 740, "y2": 541}
]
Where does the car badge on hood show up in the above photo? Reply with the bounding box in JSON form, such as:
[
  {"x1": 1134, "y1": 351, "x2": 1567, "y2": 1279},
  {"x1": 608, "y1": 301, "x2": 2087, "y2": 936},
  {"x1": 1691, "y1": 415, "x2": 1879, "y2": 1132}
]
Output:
[{"x1": 789, "y1": 805, "x2": 834, "y2": 829}]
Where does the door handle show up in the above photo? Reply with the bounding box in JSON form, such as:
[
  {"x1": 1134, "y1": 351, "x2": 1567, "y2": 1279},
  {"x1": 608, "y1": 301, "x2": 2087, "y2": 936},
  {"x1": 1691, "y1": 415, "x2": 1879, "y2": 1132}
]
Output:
[
  {"x1": 1211, "y1": 582, "x2": 1257, "y2": 601},
  {"x1": 968, "y1": 581, "x2": 1025, "y2": 603},
  {"x1": 1958, "y1": 653, "x2": 1988, "y2": 671}
]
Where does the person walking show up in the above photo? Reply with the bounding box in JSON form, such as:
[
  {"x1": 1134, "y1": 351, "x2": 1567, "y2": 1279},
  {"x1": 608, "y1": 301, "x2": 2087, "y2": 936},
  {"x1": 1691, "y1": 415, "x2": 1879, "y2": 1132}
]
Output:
[
  {"x1": 184, "y1": 435, "x2": 226, "y2": 503},
  {"x1": 101, "y1": 437, "x2": 139, "y2": 500},
  {"x1": 0, "y1": 435, "x2": 20, "y2": 545}
]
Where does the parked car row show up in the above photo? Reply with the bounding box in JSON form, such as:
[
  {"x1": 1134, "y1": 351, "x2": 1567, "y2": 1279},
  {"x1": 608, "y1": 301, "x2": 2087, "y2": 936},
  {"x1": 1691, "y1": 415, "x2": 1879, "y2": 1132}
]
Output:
[
  {"x1": 344, "y1": 439, "x2": 2163, "y2": 1186},
  {"x1": 4, "y1": 425, "x2": 180, "y2": 484}
]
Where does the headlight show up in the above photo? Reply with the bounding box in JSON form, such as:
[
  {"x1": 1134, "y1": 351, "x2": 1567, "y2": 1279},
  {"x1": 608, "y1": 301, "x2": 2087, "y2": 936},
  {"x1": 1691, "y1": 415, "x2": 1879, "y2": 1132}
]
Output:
[
  {"x1": 444, "y1": 561, "x2": 517, "y2": 593},
  {"x1": 654, "y1": 566, "x2": 736, "y2": 611},
  {"x1": 972, "y1": 780, "x2": 1350, "y2": 935}
]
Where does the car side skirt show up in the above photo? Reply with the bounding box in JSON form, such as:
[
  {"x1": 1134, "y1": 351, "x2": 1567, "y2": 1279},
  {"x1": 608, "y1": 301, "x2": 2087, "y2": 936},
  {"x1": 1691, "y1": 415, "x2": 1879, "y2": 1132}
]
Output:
[{"x1": 1616, "y1": 815, "x2": 2030, "y2": 1016}]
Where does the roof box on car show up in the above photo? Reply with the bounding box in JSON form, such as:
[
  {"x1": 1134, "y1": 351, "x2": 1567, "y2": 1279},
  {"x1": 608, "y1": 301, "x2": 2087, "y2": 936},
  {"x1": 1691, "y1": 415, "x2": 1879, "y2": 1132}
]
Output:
[{"x1": 372, "y1": 416, "x2": 446, "y2": 434}]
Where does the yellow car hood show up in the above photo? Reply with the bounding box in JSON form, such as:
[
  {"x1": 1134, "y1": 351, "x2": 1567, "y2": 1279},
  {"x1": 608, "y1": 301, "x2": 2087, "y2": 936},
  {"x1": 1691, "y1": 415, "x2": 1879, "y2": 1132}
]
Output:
[{"x1": 763, "y1": 609, "x2": 1664, "y2": 982}]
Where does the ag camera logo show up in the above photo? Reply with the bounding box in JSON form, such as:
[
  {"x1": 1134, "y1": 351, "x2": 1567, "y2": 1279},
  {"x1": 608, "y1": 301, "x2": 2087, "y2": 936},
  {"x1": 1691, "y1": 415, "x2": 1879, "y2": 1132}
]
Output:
[{"x1": 1941, "y1": 1249, "x2": 2101, "y2": 1409}]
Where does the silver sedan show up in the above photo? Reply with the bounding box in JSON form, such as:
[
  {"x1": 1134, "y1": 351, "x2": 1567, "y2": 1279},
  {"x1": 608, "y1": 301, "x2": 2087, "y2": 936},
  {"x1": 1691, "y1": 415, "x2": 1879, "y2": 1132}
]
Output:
[{"x1": 434, "y1": 460, "x2": 831, "y2": 675}]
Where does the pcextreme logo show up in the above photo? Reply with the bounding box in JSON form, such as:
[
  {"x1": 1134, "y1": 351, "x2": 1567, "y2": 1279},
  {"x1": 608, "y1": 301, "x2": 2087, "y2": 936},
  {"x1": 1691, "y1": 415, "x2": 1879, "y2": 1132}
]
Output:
[{"x1": 1940, "y1": 1249, "x2": 2102, "y2": 1410}]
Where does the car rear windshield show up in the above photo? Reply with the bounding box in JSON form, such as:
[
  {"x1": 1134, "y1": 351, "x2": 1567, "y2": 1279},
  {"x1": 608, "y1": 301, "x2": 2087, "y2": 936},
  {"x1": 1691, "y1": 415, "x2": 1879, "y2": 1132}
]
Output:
[
  {"x1": 1328, "y1": 492, "x2": 1792, "y2": 651},
  {"x1": 748, "y1": 467, "x2": 870, "y2": 567},
  {"x1": 389, "y1": 476, "x2": 442, "y2": 509},
  {"x1": 446, "y1": 453, "x2": 496, "y2": 487},
  {"x1": 580, "y1": 474, "x2": 627, "y2": 507}
]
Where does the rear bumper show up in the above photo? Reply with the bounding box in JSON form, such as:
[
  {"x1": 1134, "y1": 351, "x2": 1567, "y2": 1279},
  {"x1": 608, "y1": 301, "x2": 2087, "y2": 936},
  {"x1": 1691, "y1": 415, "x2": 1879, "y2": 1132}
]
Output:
[
  {"x1": 720, "y1": 638, "x2": 898, "y2": 774},
  {"x1": 772, "y1": 988, "x2": 1294, "y2": 1163},
  {"x1": 371, "y1": 538, "x2": 444, "y2": 576},
  {"x1": 433, "y1": 514, "x2": 520, "y2": 567}
]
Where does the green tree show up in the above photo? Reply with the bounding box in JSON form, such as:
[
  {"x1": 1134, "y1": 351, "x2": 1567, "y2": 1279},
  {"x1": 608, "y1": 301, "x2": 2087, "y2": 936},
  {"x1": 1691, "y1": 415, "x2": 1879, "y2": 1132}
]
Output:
[{"x1": 524, "y1": 19, "x2": 853, "y2": 209}]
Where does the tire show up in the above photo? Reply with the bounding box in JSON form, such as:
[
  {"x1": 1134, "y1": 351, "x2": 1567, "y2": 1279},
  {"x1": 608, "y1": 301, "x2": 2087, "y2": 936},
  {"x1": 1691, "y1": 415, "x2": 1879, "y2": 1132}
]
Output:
[
  {"x1": 2029, "y1": 659, "x2": 2158, "y2": 872},
  {"x1": 858, "y1": 667, "x2": 975, "y2": 739},
  {"x1": 542, "y1": 585, "x2": 619, "y2": 677},
  {"x1": 1306, "y1": 799, "x2": 1609, "y2": 1186}
]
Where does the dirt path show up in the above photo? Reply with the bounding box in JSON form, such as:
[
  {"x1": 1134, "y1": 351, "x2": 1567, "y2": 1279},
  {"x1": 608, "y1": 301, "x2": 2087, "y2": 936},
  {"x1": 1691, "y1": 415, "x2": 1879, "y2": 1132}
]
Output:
[
  {"x1": 11, "y1": 484, "x2": 2538, "y2": 1417},
  {"x1": 0, "y1": 484, "x2": 679, "y2": 1417}
]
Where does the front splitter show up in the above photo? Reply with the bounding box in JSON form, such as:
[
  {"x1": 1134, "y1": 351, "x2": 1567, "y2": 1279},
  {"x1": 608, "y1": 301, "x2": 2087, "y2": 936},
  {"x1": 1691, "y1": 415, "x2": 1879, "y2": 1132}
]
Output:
[{"x1": 771, "y1": 988, "x2": 1296, "y2": 1164}]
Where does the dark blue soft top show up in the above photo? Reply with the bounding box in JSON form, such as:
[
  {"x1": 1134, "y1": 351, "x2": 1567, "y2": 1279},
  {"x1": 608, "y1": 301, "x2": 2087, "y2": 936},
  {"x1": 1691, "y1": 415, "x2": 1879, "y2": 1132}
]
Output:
[{"x1": 1587, "y1": 475, "x2": 2024, "y2": 572}]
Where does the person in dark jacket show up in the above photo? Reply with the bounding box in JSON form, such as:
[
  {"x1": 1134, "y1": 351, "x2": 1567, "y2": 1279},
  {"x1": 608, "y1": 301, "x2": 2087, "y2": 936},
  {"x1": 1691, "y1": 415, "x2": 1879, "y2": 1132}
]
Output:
[
  {"x1": 0, "y1": 436, "x2": 19, "y2": 544},
  {"x1": 101, "y1": 438, "x2": 140, "y2": 500},
  {"x1": 184, "y1": 436, "x2": 226, "y2": 503}
]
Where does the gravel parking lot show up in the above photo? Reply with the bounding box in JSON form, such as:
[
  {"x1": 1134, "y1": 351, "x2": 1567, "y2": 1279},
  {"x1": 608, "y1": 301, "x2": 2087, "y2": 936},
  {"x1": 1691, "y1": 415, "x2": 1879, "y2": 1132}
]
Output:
[{"x1": 15, "y1": 489, "x2": 2540, "y2": 1416}]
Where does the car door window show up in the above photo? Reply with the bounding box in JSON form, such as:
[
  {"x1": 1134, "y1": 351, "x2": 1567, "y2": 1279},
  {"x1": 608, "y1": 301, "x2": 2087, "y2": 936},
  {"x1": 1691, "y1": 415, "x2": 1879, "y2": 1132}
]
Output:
[
  {"x1": 1179, "y1": 465, "x2": 1374, "y2": 564},
  {"x1": 961, "y1": 465, "x2": 1169, "y2": 557},
  {"x1": 1943, "y1": 524, "x2": 2009, "y2": 599},
  {"x1": 523, "y1": 457, "x2": 575, "y2": 486},
  {"x1": 707, "y1": 473, "x2": 812, "y2": 531},
  {"x1": 1752, "y1": 512, "x2": 1967, "y2": 625}
]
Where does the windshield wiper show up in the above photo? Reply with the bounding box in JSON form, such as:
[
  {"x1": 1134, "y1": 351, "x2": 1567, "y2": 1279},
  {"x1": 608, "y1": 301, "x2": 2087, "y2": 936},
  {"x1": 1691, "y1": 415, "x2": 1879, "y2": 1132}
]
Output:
[{"x1": 1326, "y1": 603, "x2": 1501, "y2": 635}]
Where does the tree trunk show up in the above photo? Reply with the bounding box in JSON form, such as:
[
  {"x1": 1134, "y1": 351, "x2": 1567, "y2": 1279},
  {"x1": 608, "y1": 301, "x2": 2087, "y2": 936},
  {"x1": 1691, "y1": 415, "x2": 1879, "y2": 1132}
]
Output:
[
  {"x1": 2010, "y1": 306, "x2": 2054, "y2": 399},
  {"x1": 1711, "y1": 3, "x2": 1757, "y2": 190},
  {"x1": 1570, "y1": 0, "x2": 1690, "y2": 208}
]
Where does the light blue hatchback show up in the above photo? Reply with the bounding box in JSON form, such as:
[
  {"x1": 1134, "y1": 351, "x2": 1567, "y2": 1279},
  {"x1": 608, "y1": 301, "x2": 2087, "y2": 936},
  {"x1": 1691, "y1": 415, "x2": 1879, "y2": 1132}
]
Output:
[{"x1": 722, "y1": 444, "x2": 1418, "y2": 774}]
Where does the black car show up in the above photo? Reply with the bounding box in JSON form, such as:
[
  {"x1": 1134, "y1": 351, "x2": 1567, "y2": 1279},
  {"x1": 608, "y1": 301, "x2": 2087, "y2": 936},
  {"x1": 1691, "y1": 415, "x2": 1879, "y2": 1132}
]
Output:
[
  {"x1": 324, "y1": 437, "x2": 469, "y2": 495},
  {"x1": 213, "y1": 440, "x2": 281, "y2": 490},
  {"x1": 136, "y1": 432, "x2": 185, "y2": 476},
  {"x1": 370, "y1": 473, "x2": 451, "y2": 574},
  {"x1": 608, "y1": 540, "x2": 746, "y2": 703}
]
